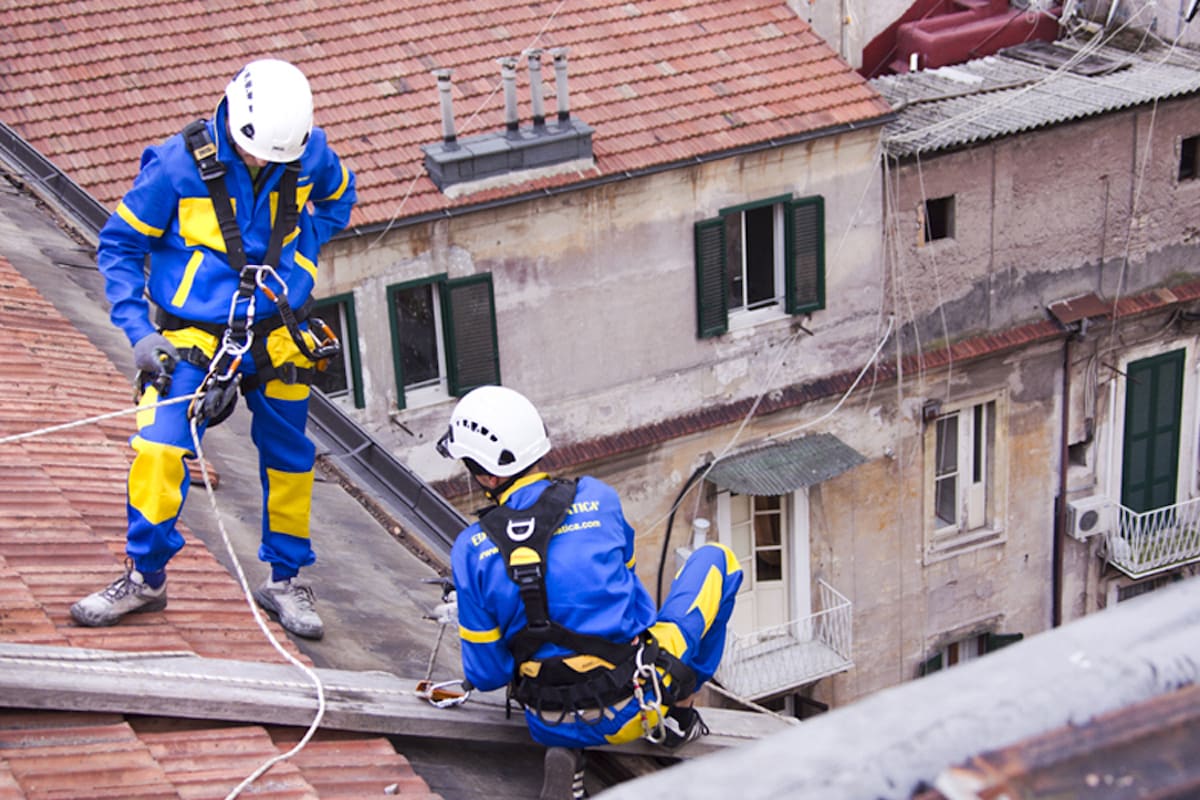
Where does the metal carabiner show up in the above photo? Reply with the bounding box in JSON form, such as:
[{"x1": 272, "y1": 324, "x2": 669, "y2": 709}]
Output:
[
  {"x1": 253, "y1": 263, "x2": 287, "y2": 303},
  {"x1": 632, "y1": 643, "x2": 667, "y2": 744},
  {"x1": 416, "y1": 679, "x2": 472, "y2": 709}
]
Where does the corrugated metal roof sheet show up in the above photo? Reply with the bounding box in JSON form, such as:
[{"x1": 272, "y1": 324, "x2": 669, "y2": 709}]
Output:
[
  {"x1": 706, "y1": 433, "x2": 867, "y2": 496},
  {"x1": 872, "y1": 38, "x2": 1200, "y2": 156},
  {"x1": 0, "y1": 0, "x2": 891, "y2": 230}
]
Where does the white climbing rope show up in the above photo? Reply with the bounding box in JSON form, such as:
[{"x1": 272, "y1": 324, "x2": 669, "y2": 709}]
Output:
[{"x1": 187, "y1": 414, "x2": 329, "y2": 800}]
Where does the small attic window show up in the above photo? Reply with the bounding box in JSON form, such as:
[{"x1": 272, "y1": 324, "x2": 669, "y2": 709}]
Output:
[
  {"x1": 923, "y1": 195, "x2": 955, "y2": 242},
  {"x1": 1179, "y1": 135, "x2": 1200, "y2": 181}
]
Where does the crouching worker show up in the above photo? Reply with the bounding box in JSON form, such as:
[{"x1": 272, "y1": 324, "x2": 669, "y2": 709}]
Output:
[{"x1": 439, "y1": 386, "x2": 742, "y2": 799}]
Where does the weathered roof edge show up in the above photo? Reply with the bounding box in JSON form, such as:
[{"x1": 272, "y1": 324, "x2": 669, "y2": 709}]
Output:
[
  {"x1": 335, "y1": 113, "x2": 896, "y2": 240},
  {"x1": 433, "y1": 280, "x2": 1200, "y2": 499}
]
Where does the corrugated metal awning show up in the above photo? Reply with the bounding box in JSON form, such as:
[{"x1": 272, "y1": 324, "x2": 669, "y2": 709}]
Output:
[{"x1": 706, "y1": 433, "x2": 867, "y2": 496}]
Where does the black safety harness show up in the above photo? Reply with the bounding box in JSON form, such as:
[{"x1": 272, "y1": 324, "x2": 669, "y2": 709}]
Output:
[
  {"x1": 478, "y1": 479, "x2": 696, "y2": 733},
  {"x1": 144, "y1": 119, "x2": 340, "y2": 424}
]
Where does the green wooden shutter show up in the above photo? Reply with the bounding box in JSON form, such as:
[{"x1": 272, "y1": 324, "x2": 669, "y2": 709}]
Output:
[
  {"x1": 785, "y1": 196, "x2": 825, "y2": 315},
  {"x1": 1121, "y1": 350, "x2": 1184, "y2": 513},
  {"x1": 695, "y1": 217, "x2": 727, "y2": 338},
  {"x1": 443, "y1": 274, "x2": 500, "y2": 396},
  {"x1": 918, "y1": 652, "x2": 943, "y2": 676},
  {"x1": 984, "y1": 632, "x2": 1023, "y2": 653}
]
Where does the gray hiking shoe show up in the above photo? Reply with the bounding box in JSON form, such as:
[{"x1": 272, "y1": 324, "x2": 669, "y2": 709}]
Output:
[
  {"x1": 539, "y1": 747, "x2": 586, "y2": 800},
  {"x1": 253, "y1": 577, "x2": 324, "y2": 639},
  {"x1": 70, "y1": 564, "x2": 167, "y2": 626}
]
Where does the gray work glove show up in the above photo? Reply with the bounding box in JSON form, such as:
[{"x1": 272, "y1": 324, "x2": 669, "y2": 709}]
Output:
[{"x1": 133, "y1": 332, "x2": 179, "y2": 377}]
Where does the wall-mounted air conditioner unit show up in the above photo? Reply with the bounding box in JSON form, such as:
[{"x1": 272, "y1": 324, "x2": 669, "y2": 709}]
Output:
[{"x1": 1066, "y1": 495, "x2": 1114, "y2": 541}]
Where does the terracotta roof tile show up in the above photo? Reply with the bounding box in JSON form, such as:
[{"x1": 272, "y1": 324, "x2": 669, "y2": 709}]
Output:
[
  {"x1": 0, "y1": 252, "x2": 438, "y2": 798},
  {"x1": 0, "y1": 0, "x2": 890, "y2": 230}
]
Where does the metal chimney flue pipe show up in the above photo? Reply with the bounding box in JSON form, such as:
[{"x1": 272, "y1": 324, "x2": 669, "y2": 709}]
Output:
[
  {"x1": 498, "y1": 57, "x2": 519, "y2": 133},
  {"x1": 434, "y1": 69, "x2": 456, "y2": 144},
  {"x1": 525, "y1": 48, "x2": 546, "y2": 128},
  {"x1": 552, "y1": 48, "x2": 570, "y2": 122}
]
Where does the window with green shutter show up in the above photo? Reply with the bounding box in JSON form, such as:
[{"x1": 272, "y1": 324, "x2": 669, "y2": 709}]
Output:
[
  {"x1": 311, "y1": 293, "x2": 364, "y2": 409},
  {"x1": 387, "y1": 273, "x2": 500, "y2": 410},
  {"x1": 694, "y1": 195, "x2": 825, "y2": 338}
]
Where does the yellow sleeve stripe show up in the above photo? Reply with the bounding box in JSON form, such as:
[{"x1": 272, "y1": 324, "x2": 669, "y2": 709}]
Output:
[
  {"x1": 295, "y1": 252, "x2": 317, "y2": 281},
  {"x1": 626, "y1": 555, "x2": 637, "y2": 569},
  {"x1": 117, "y1": 202, "x2": 165, "y2": 237},
  {"x1": 316, "y1": 165, "x2": 351, "y2": 202},
  {"x1": 459, "y1": 625, "x2": 503, "y2": 644}
]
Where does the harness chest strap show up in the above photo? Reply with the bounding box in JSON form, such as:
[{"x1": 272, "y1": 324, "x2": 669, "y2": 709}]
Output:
[{"x1": 175, "y1": 120, "x2": 338, "y2": 389}]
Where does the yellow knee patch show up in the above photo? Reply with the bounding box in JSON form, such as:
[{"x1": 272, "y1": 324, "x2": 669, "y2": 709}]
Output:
[
  {"x1": 129, "y1": 437, "x2": 189, "y2": 525},
  {"x1": 266, "y1": 467, "x2": 313, "y2": 538},
  {"x1": 687, "y1": 565, "x2": 728, "y2": 638},
  {"x1": 135, "y1": 386, "x2": 160, "y2": 430},
  {"x1": 605, "y1": 705, "x2": 663, "y2": 746}
]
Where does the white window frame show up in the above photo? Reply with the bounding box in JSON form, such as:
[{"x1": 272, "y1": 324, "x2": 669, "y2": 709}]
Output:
[
  {"x1": 925, "y1": 394, "x2": 1007, "y2": 561},
  {"x1": 393, "y1": 280, "x2": 450, "y2": 408},
  {"x1": 727, "y1": 203, "x2": 788, "y2": 331}
]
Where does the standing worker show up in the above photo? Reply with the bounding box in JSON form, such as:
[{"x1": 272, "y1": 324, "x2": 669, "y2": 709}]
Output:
[
  {"x1": 438, "y1": 385, "x2": 742, "y2": 799},
  {"x1": 71, "y1": 58, "x2": 356, "y2": 640}
]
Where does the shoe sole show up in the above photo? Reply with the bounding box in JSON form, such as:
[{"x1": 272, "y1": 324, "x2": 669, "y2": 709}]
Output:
[
  {"x1": 539, "y1": 748, "x2": 583, "y2": 800},
  {"x1": 252, "y1": 589, "x2": 324, "y2": 640},
  {"x1": 69, "y1": 596, "x2": 168, "y2": 627}
]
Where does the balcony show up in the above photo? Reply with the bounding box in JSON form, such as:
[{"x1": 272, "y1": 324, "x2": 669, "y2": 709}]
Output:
[
  {"x1": 714, "y1": 580, "x2": 854, "y2": 701},
  {"x1": 1105, "y1": 497, "x2": 1200, "y2": 578}
]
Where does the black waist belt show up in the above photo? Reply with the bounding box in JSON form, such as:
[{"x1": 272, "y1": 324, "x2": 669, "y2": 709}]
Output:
[
  {"x1": 155, "y1": 298, "x2": 313, "y2": 339},
  {"x1": 512, "y1": 634, "x2": 697, "y2": 726}
]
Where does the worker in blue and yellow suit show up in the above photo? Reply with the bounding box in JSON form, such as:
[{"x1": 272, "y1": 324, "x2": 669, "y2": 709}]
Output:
[
  {"x1": 71, "y1": 58, "x2": 356, "y2": 640},
  {"x1": 439, "y1": 385, "x2": 742, "y2": 799}
]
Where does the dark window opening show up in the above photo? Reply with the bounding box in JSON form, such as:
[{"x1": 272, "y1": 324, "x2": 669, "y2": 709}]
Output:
[
  {"x1": 1179, "y1": 135, "x2": 1200, "y2": 181},
  {"x1": 924, "y1": 195, "x2": 955, "y2": 242},
  {"x1": 393, "y1": 283, "x2": 440, "y2": 388}
]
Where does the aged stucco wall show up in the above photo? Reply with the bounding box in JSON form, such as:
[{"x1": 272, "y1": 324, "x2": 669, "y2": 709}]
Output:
[
  {"x1": 322, "y1": 124, "x2": 887, "y2": 489},
  {"x1": 886, "y1": 98, "x2": 1200, "y2": 354}
]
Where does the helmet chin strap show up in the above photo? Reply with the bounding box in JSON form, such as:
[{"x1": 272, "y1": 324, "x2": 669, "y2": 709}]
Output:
[{"x1": 472, "y1": 465, "x2": 535, "y2": 504}]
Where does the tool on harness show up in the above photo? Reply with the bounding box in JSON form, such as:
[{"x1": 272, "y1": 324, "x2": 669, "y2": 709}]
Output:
[
  {"x1": 133, "y1": 351, "x2": 176, "y2": 403},
  {"x1": 174, "y1": 119, "x2": 340, "y2": 423},
  {"x1": 477, "y1": 479, "x2": 696, "y2": 735}
]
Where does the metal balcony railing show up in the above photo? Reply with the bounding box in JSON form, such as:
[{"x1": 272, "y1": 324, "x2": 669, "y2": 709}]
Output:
[
  {"x1": 714, "y1": 579, "x2": 854, "y2": 701},
  {"x1": 1105, "y1": 497, "x2": 1200, "y2": 579}
]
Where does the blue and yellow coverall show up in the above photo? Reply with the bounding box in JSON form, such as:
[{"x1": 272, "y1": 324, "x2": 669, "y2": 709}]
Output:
[
  {"x1": 97, "y1": 98, "x2": 356, "y2": 579},
  {"x1": 451, "y1": 472, "x2": 743, "y2": 748}
]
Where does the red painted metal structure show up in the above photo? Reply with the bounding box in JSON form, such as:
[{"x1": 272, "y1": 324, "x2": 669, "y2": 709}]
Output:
[{"x1": 862, "y1": 0, "x2": 1063, "y2": 78}]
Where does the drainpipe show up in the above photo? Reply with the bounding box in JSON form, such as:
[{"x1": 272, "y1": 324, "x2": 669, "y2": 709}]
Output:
[
  {"x1": 551, "y1": 48, "x2": 571, "y2": 123},
  {"x1": 434, "y1": 69, "x2": 457, "y2": 146},
  {"x1": 526, "y1": 48, "x2": 546, "y2": 129},
  {"x1": 1054, "y1": 321, "x2": 1086, "y2": 627},
  {"x1": 498, "y1": 57, "x2": 519, "y2": 135}
]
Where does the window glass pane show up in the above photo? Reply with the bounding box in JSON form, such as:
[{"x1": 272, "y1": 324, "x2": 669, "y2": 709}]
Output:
[
  {"x1": 743, "y1": 205, "x2": 776, "y2": 308},
  {"x1": 935, "y1": 476, "x2": 957, "y2": 527},
  {"x1": 754, "y1": 512, "x2": 781, "y2": 548},
  {"x1": 311, "y1": 302, "x2": 348, "y2": 396},
  {"x1": 724, "y1": 214, "x2": 744, "y2": 310},
  {"x1": 936, "y1": 415, "x2": 958, "y2": 475},
  {"x1": 935, "y1": 416, "x2": 959, "y2": 527},
  {"x1": 973, "y1": 404, "x2": 985, "y2": 482},
  {"x1": 756, "y1": 548, "x2": 782, "y2": 581},
  {"x1": 394, "y1": 284, "x2": 439, "y2": 386}
]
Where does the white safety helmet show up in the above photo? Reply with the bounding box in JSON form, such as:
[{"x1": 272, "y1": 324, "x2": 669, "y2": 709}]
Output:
[
  {"x1": 437, "y1": 386, "x2": 551, "y2": 477},
  {"x1": 225, "y1": 58, "x2": 313, "y2": 163}
]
